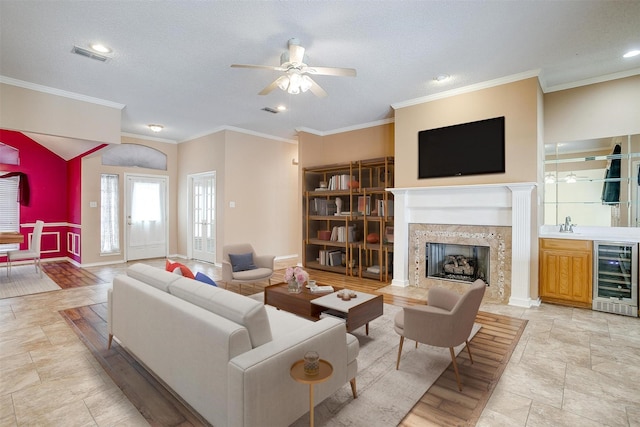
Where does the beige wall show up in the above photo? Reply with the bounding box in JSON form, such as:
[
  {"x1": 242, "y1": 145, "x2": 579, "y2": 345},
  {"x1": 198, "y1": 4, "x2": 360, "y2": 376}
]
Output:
[
  {"x1": 223, "y1": 131, "x2": 299, "y2": 260},
  {"x1": 298, "y1": 123, "x2": 394, "y2": 168},
  {"x1": 176, "y1": 131, "x2": 226, "y2": 259},
  {"x1": 544, "y1": 75, "x2": 640, "y2": 143},
  {"x1": 0, "y1": 83, "x2": 122, "y2": 144},
  {"x1": 178, "y1": 130, "x2": 299, "y2": 263},
  {"x1": 81, "y1": 137, "x2": 179, "y2": 265},
  {"x1": 394, "y1": 77, "x2": 541, "y2": 188}
]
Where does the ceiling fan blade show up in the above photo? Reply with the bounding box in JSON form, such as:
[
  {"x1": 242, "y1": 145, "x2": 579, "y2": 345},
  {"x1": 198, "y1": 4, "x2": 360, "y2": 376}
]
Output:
[
  {"x1": 308, "y1": 78, "x2": 328, "y2": 98},
  {"x1": 289, "y1": 43, "x2": 305, "y2": 64},
  {"x1": 231, "y1": 64, "x2": 286, "y2": 72},
  {"x1": 258, "y1": 78, "x2": 281, "y2": 95},
  {"x1": 305, "y1": 66, "x2": 357, "y2": 77}
]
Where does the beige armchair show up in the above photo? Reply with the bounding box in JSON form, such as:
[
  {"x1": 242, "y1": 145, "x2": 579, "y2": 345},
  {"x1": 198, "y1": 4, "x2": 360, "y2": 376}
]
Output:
[
  {"x1": 221, "y1": 243, "x2": 274, "y2": 292},
  {"x1": 7, "y1": 220, "x2": 44, "y2": 278},
  {"x1": 394, "y1": 279, "x2": 486, "y2": 391}
]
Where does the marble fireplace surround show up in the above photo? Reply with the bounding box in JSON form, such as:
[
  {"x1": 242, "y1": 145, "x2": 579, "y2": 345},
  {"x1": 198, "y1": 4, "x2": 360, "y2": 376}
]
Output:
[
  {"x1": 410, "y1": 223, "x2": 511, "y2": 304},
  {"x1": 390, "y1": 183, "x2": 539, "y2": 307}
]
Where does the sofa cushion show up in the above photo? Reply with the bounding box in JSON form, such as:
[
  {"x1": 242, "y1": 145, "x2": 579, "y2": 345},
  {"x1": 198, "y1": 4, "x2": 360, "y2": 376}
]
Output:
[
  {"x1": 232, "y1": 267, "x2": 272, "y2": 281},
  {"x1": 169, "y1": 279, "x2": 272, "y2": 348},
  {"x1": 127, "y1": 263, "x2": 182, "y2": 292},
  {"x1": 228, "y1": 252, "x2": 257, "y2": 272}
]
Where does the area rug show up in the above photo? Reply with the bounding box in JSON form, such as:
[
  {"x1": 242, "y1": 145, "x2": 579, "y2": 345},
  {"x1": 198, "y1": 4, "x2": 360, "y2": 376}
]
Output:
[
  {"x1": 290, "y1": 303, "x2": 481, "y2": 427},
  {"x1": 0, "y1": 265, "x2": 61, "y2": 299}
]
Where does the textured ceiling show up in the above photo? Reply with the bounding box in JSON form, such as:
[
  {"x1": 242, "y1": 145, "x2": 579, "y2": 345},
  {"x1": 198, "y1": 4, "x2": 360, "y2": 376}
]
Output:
[{"x1": 1, "y1": 0, "x2": 639, "y2": 157}]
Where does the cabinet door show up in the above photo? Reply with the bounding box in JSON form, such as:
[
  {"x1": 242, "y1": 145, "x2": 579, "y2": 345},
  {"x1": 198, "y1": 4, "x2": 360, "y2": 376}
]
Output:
[{"x1": 540, "y1": 250, "x2": 592, "y2": 303}]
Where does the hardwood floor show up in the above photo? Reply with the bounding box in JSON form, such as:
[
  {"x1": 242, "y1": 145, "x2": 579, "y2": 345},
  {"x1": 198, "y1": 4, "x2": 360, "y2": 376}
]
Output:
[{"x1": 55, "y1": 261, "x2": 526, "y2": 426}]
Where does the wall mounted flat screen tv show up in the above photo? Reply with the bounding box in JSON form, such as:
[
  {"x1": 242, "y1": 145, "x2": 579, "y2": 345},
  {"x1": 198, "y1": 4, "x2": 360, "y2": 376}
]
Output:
[{"x1": 418, "y1": 116, "x2": 505, "y2": 179}]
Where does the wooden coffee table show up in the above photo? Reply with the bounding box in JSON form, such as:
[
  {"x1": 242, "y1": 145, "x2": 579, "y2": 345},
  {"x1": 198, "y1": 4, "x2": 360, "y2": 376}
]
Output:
[{"x1": 264, "y1": 282, "x2": 383, "y2": 334}]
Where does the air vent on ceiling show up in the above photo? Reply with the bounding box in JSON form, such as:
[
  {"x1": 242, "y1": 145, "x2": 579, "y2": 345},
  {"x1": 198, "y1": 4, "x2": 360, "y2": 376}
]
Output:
[
  {"x1": 261, "y1": 107, "x2": 279, "y2": 114},
  {"x1": 71, "y1": 46, "x2": 109, "y2": 62}
]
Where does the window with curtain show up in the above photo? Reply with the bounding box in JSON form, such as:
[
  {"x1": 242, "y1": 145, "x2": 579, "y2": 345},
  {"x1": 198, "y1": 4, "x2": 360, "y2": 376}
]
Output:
[
  {"x1": 101, "y1": 174, "x2": 120, "y2": 254},
  {"x1": 0, "y1": 176, "x2": 20, "y2": 251}
]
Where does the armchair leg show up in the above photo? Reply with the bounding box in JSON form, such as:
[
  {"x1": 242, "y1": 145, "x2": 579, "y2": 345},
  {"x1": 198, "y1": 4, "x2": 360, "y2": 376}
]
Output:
[
  {"x1": 449, "y1": 347, "x2": 463, "y2": 391},
  {"x1": 108, "y1": 334, "x2": 113, "y2": 349},
  {"x1": 350, "y1": 378, "x2": 358, "y2": 398},
  {"x1": 465, "y1": 340, "x2": 474, "y2": 364},
  {"x1": 396, "y1": 336, "x2": 404, "y2": 370}
]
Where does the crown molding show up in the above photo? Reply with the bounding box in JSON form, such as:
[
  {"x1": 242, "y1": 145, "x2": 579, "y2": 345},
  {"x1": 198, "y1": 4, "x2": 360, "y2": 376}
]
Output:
[
  {"x1": 121, "y1": 132, "x2": 177, "y2": 144},
  {"x1": 543, "y1": 67, "x2": 640, "y2": 93},
  {"x1": 391, "y1": 70, "x2": 542, "y2": 110},
  {"x1": 0, "y1": 75, "x2": 125, "y2": 109},
  {"x1": 297, "y1": 118, "x2": 395, "y2": 137},
  {"x1": 182, "y1": 125, "x2": 298, "y2": 144}
]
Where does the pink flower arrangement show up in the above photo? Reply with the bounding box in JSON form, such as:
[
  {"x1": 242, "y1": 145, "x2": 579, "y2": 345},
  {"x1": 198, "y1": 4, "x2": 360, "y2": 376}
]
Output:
[{"x1": 284, "y1": 266, "x2": 309, "y2": 284}]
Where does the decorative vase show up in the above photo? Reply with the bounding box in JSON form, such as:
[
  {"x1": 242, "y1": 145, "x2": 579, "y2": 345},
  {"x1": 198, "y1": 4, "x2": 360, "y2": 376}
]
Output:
[{"x1": 288, "y1": 280, "x2": 302, "y2": 293}]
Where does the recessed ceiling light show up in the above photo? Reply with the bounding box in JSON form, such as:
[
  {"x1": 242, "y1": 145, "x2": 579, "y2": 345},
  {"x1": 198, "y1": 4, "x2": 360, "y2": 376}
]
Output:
[
  {"x1": 433, "y1": 74, "x2": 450, "y2": 82},
  {"x1": 90, "y1": 43, "x2": 112, "y2": 54},
  {"x1": 623, "y1": 49, "x2": 640, "y2": 58},
  {"x1": 148, "y1": 124, "x2": 164, "y2": 132}
]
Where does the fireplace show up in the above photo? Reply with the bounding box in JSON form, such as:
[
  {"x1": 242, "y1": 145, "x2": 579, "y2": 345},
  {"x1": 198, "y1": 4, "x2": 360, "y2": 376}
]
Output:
[
  {"x1": 390, "y1": 183, "x2": 539, "y2": 307},
  {"x1": 426, "y1": 243, "x2": 489, "y2": 284}
]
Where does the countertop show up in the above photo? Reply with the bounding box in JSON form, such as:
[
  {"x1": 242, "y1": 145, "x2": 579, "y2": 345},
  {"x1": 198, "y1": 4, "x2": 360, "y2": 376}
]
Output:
[{"x1": 539, "y1": 225, "x2": 640, "y2": 243}]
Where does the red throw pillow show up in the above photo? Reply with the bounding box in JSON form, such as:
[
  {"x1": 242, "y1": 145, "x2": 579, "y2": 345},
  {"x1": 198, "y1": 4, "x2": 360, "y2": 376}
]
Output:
[{"x1": 165, "y1": 259, "x2": 195, "y2": 279}]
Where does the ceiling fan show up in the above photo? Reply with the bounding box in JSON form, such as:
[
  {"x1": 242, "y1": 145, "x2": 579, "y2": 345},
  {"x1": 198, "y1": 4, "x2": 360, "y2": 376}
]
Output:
[{"x1": 231, "y1": 38, "x2": 356, "y2": 98}]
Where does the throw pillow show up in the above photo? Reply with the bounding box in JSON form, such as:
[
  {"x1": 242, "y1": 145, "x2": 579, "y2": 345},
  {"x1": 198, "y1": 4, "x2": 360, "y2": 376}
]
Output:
[
  {"x1": 228, "y1": 252, "x2": 257, "y2": 272},
  {"x1": 165, "y1": 259, "x2": 195, "y2": 279},
  {"x1": 195, "y1": 271, "x2": 217, "y2": 287}
]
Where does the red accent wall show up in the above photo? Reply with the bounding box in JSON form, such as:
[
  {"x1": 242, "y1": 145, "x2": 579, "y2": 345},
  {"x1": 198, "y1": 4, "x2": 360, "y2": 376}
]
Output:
[{"x1": 1, "y1": 130, "x2": 74, "y2": 261}]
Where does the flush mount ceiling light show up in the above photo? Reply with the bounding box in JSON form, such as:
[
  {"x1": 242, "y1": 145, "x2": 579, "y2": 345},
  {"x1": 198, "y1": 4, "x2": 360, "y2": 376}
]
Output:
[
  {"x1": 148, "y1": 124, "x2": 164, "y2": 132},
  {"x1": 623, "y1": 49, "x2": 640, "y2": 58},
  {"x1": 276, "y1": 105, "x2": 287, "y2": 111},
  {"x1": 565, "y1": 172, "x2": 577, "y2": 183},
  {"x1": 433, "y1": 74, "x2": 451, "y2": 82},
  {"x1": 90, "y1": 43, "x2": 112, "y2": 54}
]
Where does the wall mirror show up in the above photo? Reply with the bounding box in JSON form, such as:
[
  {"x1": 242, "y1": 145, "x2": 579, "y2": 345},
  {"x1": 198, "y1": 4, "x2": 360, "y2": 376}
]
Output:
[{"x1": 544, "y1": 134, "x2": 640, "y2": 228}]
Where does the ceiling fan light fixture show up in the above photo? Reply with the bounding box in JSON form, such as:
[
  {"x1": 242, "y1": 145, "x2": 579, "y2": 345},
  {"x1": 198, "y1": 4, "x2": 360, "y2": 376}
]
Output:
[
  {"x1": 300, "y1": 75, "x2": 313, "y2": 92},
  {"x1": 276, "y1": 75, "x2": 290, "y2": 91}
]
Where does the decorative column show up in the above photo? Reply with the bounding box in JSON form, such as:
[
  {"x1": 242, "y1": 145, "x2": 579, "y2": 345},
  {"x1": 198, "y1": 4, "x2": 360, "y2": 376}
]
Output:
[
  {"x1": 390, "y1": 189, "x2": 409, "y2": 286},
  {"x1": 508, "y1": 184, "x2": 539, "y2": 307}
]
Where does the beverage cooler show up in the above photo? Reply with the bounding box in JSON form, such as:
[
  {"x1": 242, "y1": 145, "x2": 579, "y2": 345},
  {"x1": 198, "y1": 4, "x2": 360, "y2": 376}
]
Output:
[{"x1": 592, "y1": 241, "x2": 638, "y2": 317}]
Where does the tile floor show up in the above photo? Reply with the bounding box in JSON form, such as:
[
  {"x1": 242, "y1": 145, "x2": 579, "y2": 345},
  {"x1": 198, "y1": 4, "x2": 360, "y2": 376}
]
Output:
[{"x1": 1, "y1": 261, "x2": 639, "y2": 426}]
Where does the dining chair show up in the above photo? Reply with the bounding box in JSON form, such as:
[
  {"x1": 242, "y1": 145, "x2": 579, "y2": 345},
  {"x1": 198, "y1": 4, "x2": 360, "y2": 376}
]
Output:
[{"x1": 7, "y1": 220, "x2": 44, "y2": 278}]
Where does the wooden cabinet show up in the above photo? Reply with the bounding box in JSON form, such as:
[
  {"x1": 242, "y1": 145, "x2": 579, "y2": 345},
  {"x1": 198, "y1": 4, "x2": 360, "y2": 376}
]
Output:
[
  {"x1": 539, "y1": 238, "x2": 592, "y2": 308},
  {"x1": 303, "y1": 157, "x2": 394, "y2": 281}
]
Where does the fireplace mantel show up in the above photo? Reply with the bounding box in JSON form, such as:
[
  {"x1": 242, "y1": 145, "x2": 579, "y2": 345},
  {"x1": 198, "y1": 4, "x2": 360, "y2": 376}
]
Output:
[{"x1": 389, "y1": 182, "x2": 539, "y2": 307}]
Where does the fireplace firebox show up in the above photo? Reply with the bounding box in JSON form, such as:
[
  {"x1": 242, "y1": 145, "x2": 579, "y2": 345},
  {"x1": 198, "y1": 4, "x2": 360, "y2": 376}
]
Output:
[{"x1": 426, "y1": 243, "x2": 490, "y2": 284}]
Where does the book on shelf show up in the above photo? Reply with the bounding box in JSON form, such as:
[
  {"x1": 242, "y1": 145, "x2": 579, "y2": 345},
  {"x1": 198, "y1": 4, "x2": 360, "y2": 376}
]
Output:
[
  {"x1": 328, "y1": 250, "x2": 343, "y2": 266},
  {"x1": 357, "y1": 196, "x2": 371, "y2": 215},
  {"x1": 377, "y1": 199, "x2": 394, "y2": 217},
  {"x1": 312, "y1": 198, "x2": 336, "y2": 216},
  {"x1": 328, "y1": 174, "x2": 355, "y2": 190}
]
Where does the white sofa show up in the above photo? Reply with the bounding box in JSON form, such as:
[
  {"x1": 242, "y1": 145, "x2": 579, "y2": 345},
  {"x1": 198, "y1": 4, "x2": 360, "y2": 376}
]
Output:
[{"x1": 107, "y1": 264, "x2": 359, "y2": 427}]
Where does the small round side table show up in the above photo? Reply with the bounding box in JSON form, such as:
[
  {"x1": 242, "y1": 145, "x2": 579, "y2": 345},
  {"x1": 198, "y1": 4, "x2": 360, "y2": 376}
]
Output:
[{"x1": 290, "y1": 359, "x2": 333, "y2": 427}]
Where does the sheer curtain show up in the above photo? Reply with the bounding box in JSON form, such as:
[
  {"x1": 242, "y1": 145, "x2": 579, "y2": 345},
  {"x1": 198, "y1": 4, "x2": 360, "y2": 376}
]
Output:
[
  {"x1": 101, "y1": 174, "x2": 120, "y2": 254},
  {"x1": 0, "y1": 176, "x2": 19, "y2": 251}
]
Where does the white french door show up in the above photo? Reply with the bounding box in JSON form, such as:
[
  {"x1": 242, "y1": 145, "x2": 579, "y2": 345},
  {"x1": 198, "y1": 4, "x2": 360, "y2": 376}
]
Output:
[
  {"x1": 125, "y1": 174, "x2": 168, "y2": 261},
  {"x1": 189, "y1": 172, "x2": 216, "y2": 263}
]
